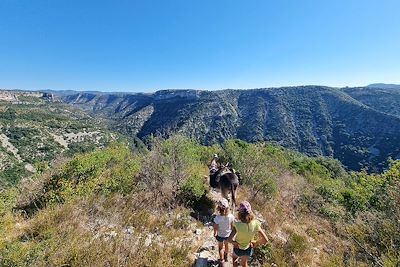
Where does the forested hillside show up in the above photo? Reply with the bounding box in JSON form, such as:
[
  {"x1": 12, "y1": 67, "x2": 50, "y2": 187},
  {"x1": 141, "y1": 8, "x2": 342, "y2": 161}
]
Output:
[
  {"x1": 0, "y1": 94, "x2": 117, "y2": 188},
  {"x1": 343, "y1": 86, "x2": 400, "y2": 118},
  {"x1": 0, "y1": 136, "x2": 398, "y2": 266},
  {"x1": 62, "y1": 86, "x2": 400, "y2": 172}
]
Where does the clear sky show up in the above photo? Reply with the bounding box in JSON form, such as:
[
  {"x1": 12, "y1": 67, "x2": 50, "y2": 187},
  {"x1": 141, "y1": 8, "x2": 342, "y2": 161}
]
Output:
[{"x1": 1, "y1": 0, "x2": 399, "y2": 92}]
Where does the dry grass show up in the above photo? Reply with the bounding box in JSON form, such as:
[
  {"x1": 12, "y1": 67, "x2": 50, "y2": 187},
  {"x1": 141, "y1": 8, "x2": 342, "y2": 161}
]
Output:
[
  {"x1": 1, "y1": 189, "x2": 205, "y2": 266},
  {"x1": 233, "y1": 172, "x2": 354, "y2": 267}
]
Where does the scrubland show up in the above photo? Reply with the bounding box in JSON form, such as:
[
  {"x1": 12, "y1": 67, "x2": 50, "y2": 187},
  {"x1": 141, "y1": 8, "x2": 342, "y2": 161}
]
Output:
[{"x1": 0, "y1": 136, "x2": 399, "y2": 266}]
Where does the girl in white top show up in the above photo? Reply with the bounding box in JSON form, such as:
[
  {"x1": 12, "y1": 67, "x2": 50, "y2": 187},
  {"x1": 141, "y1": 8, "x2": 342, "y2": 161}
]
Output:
[{"x1": 213, "y1": 198, "x2": 235, "y2": 266}]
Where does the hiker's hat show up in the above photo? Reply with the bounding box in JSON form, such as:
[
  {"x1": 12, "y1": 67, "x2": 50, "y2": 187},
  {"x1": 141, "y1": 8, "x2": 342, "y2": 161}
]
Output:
[
  {"x1": 213, "y1": 154, "x2": 218, "y2": 158},
  {"x1": 238, "y1": 201, "x2": 252, "y2": 213},
  {"x1": 218, "y1": 198, "x2": 229, "y2": 209}
]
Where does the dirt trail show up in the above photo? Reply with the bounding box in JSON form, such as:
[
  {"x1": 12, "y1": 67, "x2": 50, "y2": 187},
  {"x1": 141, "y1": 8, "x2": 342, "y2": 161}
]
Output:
[
  {"x1": 194, "y1": 189, "x2": 267, "y2": 267},
  {"x1": 194, "y1": 188, "x2": 230, "y2": 267}
]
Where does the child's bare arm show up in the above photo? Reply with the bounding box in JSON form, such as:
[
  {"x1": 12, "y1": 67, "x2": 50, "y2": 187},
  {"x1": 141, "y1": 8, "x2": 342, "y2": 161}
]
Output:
[
  {"x1": 252, "y1": 228, "x2": 268, "y2": 247},
  {"x1": 227, "y1": 225, "x2": 240, "y2": 248},
  {"x1": 226, "y1": 225, "x2": 236, "y2": 243},
  {"x1": 213, "y1": 223, "x2": 218, "y2": 237}
]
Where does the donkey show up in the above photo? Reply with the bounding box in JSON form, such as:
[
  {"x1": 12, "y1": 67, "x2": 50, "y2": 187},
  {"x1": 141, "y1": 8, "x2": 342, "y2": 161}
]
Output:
[{"x1": 212, "y1": 163, "x2": 240, "y2": 209}]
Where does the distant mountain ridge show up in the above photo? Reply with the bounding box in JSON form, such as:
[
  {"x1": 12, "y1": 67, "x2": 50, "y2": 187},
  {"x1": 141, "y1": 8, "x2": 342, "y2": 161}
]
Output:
[
  {"x1": 343, "y1": 85, "x2": 400, "y2": 118},
  {"x1": 367, "y1": 83, "x2": 400, "y2": 90},
  {"x1": 59, "y1": 85, "x2": 400, "y2": 172}
]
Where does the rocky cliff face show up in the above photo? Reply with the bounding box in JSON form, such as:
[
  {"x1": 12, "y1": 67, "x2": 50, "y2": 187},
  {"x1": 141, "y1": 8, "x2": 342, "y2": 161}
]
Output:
[
  {"x1": 0, "y1": 90, "x2": 54, "y2": 103},
  {"x1": 61, "y1": 86, "x2": 400, "y2": 171}
]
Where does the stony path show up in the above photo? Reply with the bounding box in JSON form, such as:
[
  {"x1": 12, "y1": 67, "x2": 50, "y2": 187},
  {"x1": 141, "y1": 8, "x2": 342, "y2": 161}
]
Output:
[
  {"x1": 194, "y1": 188, "x2": 230, "y2": 267},
  {"x1": 194, "y1": 188, "x2": 268, "y2": 267}
]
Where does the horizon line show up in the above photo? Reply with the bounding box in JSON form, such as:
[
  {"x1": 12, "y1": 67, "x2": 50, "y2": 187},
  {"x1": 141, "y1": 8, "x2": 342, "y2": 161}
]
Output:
[{"x1": 1, "y1": 83, "x2": 399, "y2": 94}]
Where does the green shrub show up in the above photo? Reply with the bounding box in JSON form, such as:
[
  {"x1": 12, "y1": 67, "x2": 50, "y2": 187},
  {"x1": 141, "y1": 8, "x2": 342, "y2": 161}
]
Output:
[
  {"x1": 139, "y1": 135, "x2": 208, "y2": 207},
  {"x1": 0, "y1": 164, "x2": 31, "y2": 186},
  {"x1": 102, "y1": 158, "x2": 140, "y2": 195},
  {"x1": 252, "y1": 243, "x2": 273, "y2": 265},
  {"x1": 37, "y1": 144, "x2": 138, "y2": 205},
  {"x1": 34, "y1": 161, "x2": 49, "y2": 174},
  {"x1": 223, "y1": 140, "x2": 284, "y2": 199},
  {"x1": 290, "y1": 158, "x2": 331, "y2": 182},
  {"x1": 63, "y1": 142, "x2": 99, "y2": 157},
  {"x1": 315, "y1": 156, "x2": 349, "y2": 179},
  {"x1": 0, "y1": 240, "x2": 45, "y2": 267},
  {"x1": 316, "y1": 178, "x2": 344, "y2": 203},
  {"x1": 178, "y1": 173, "x2": 208, "y2": 208},
  {"x1": 0, "y1": 190, "x2": 17, "y2": 216},
  {"x1": 340, "y1": 189, "x2": 367, "y2": 214},
  {"x1": 0, "y1": 107, "x2": 17, "y2": 121},
  {"x1": 286, "y1": 232, "x2": 308, "y2": 254},
  {"x1": 319, "y1": 203, "x2": 346, "y2": 221}
]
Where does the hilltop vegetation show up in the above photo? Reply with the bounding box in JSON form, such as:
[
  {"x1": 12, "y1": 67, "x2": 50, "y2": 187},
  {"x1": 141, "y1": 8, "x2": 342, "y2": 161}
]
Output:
[
  {"x1": 343, "y1": 86, "x2": 400, "y2": 118},
  {"x1": 0, "y1": 97, "x2": 118, "y2": 188},
  {"x1": 0, "y1": 136, "x2": 398, "y2": 266},
  {"x1": 62, "y1": 86, "x2": 400, "y2": 172}
]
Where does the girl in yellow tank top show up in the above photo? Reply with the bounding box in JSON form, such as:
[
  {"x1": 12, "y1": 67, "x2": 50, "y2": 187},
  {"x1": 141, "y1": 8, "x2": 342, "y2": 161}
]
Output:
[{"x1": 227, "y1": 201, "x2": 268, "y2": 267}]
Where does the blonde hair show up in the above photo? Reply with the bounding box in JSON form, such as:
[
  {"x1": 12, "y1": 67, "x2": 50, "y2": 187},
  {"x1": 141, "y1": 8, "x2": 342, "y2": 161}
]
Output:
[{"x1": 238, "y1": 210, "x2": 255, "y2": 224}]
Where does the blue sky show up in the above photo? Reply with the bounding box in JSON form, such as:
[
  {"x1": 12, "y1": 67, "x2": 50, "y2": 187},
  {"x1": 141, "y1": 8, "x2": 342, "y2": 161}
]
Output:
[{"x1": 1, "y1": 0, "x2": 399, "y2": 92}]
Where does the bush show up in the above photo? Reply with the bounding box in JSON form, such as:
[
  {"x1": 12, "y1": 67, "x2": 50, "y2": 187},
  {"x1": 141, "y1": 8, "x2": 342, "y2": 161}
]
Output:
[
  {"x1": 102, "y1": 157, "x2": 140, "y2": 195},
  {"x1": 0, "y1": 240, "x2": 45, "y2": 267},
  {"x1": 319, "y1": 203, "x2": 346, "y2": 221},
  {"x1": 0, "y1": 190, "x2": 17, "y2": 216},
  {"x1": 0, "y1": 163, "x2": 31, "y2": 187},
  {"x1": 290, "y1": 158, "x2": 331, "y2": 182},
  {"x1": 138, "y1": 135, "x2": 207, "y2": 207},
  {"x1": 22, "y1": 143, "x2": 140, "y2": 207},
  {"x1": 340, "y1": 189, "x2": 366, "y2": 214},
  {"x1": 223, "y1": 140, "x2": 284, "y2": 199},
  {"x1": 252, "y1": 243, "x2": 273, "y2": 265},
  {"x1": 315, "y1": 156, "x2": 349, "y2": 179},
  {"x1": 286, "y1": 232, "x2": 308, "y2": 254},
  {"x1": 178, "y1": 173, "x2": 208, "y2": 208}
]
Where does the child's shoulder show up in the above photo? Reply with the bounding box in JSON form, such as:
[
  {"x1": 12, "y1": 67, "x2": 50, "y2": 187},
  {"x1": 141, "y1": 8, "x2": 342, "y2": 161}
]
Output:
[
  {"x1": 213, "y1": 214, "x2": 225, "y2": 223},
  {"x1": 215, "y1": 214, "x2": 231, "y2": 219},
  {"x1": 251, "y1": 219, "x2": 262, "y2": 228}
]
